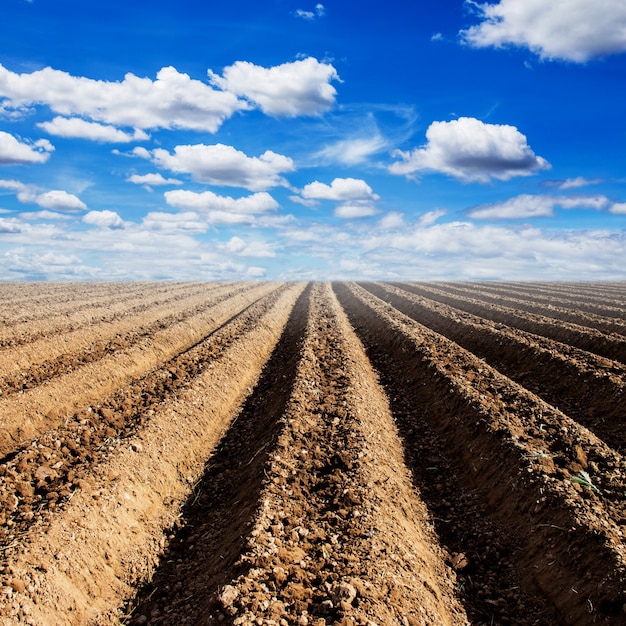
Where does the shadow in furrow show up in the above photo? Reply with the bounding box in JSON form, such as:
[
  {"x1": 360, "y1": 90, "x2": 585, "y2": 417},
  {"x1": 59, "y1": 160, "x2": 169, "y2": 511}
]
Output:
[
  {"x1": 359, "y1": 282, "x2": 626, "y2": 455},
  {"x1": 333, "y1": 283, "x2": 565, "y2": 626},
  {"x1": 124, "y1": 284, "x2": 312, "y2": 626}
]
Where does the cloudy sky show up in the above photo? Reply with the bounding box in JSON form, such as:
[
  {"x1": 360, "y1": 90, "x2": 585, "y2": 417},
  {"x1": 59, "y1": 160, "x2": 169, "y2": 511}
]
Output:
[{"x1": 1, "y1": 0, "x2": 626, "y2": 281}]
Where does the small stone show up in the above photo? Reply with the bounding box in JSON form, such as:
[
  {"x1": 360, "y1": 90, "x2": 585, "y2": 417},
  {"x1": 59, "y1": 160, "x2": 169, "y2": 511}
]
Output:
[
  {"x1": 219, "y1": 584, "x2": 239, "y2": 608},
  {"x1": 331, "y1": 581, "x2": 357, "y2": 605}
]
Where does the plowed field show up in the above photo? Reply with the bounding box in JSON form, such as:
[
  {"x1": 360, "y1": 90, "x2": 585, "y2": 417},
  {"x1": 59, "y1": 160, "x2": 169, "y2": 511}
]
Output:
[{"x1": 1, "y1": 281, "x2": 625, "y2": 626}]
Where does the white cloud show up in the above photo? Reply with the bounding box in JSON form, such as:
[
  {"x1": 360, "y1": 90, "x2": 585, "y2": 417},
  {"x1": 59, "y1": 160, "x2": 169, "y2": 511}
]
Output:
[
  {"x1": 557, "y1": 195, "x2": 610, "y2": 210},
  {"x1": 460, "y1": 0, "x2": 626, "y2": 62},
  {"x1": 0, "y1": 179, "x2": 87, "y2": 212},
  {"x1": 468, "y1": 194, "x2": 611, "y2": 219},
  {"x1": 294, "y1": 9, "x2": 315, "y2": 20},
  {"x1": 208, "y1": 57, "x2": 339, "y2": 117},
  {"x1": 35, "y1": 190, "x2": 87, "y2": 212},
  {"x1": 609, "y1": 202, "x2": 626, "y2": 214},
  {"x1": 0, "y1": 63, "x2": 248, "y2": 132},
  {"x1": 301, "y1": 177, "x2": 379, "y2": 201},
  {"x1": 0, "y1": 131, "x2": 54, "y2": 164},
  {"x1": 418, "y1": 209, "x2": 447, "y2": 226},
  {"x1": 150, "y1": 143, "x2": 295, "y2": 190},
  {"x1": 557, "y1": 176, "x2": 603, "y2": 190},
  {"x1": 127, "y1": 173, "x2": 182, "y2": 187},
  {"x1": 294, "y1": 4, "x2": 325, "y2": 19},
  {"x1": 38, "y1": 117, "x2": 149, "y2": 143},
  {"x1": 165, "y1": 189, "x2": 279, "y2": 214},
  {"x1": 141, "y1": 211, "x2": 207, "y2": 232},
  {"x1": 83, "y1": 210, "x2": 124, "y2": 229},
  {"x1": 20, "y1": 210, "x2": 72, "y2": 221},
  {"x1": 0, "y1": 179, "x2": 27, "y2": 192},
  {"x1": 469, "y1": 194, "x2": 556, "y2": 219},
  {"x1": 223, "y1": 236, "x2": 275, "y2": 258},
  {"x1": 378, "y1": 211, "x2": 406, "y2": 230},
  {"x1": 0, "y1": 217, "x2": 23, "y2": 233},
  {"x1": 334, "y1": 202, "x2": 377, "y2": 219},
  {"x1": 314, "y1": 134, "x2": 389, "y2": 165},
  {"x1": 246, "y1": 266, "x2": 267, "y2": 278},
  {"x1": 389, "y1": 117, "x2": 550, "y2": 183}
]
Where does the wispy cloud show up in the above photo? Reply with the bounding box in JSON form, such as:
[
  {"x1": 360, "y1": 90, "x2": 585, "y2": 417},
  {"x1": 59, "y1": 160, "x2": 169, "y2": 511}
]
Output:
[
  {"x1": 294, "y1": 4, "x2": 325, "y2": 20},
  {"x1": 467, "y1": 193, "x2": 612, "y2": 220}
]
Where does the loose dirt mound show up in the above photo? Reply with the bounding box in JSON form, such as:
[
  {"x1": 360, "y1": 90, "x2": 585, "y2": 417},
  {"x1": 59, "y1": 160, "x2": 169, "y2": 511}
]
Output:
[{"x1": 1, "y1": 281, "x2": 625, "y2": 625}]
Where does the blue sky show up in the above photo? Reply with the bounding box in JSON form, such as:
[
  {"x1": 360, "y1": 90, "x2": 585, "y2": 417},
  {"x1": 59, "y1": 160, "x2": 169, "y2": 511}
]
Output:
[{"x1": 1, "y1": 0, "x2": 626, "y2": 281}]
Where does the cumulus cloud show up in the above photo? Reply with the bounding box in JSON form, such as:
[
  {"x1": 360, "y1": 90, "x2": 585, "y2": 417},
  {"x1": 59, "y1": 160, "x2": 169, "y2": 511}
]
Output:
[
  {"x1": 149, "y1": 143, "x2": 295, "y2": 191},
  {"x1": 378, "y1": 212, "x2": 406, "y2": 230},
  {"x1": 165, "y1": 189, "x2": 279, "y2": 214},
  {"x1": 141, "y1": 211, "x2": 207, "y2": 233},
  {"x1": 127, "y1": 173, "x2": 182, "y2": 188},
  {"x1": 38, "y1": 117, "x2": 149, "y2": 142},
  {"x1": 208, "y1": 57, "x2": 339, "y2": 117},
  {"x1": 35, "y1": 190, "x2": 87, "y2": 212},
  {"x1": 223, "y1": 236, "x2": 275, "y2": 258},
  {"x1": 0, "y1": 217, "x2": 23, "y2": 233},
  {"x1": 0, "y1": 131, "x2": 54, "y2": 164},
  {"x1": 0, "y1": 63, "x2": 248, "y2": 133},
  {"x1": 334, "y1": 203, "x2": 378, "y2": 219},
  {"x1": 301, "y1": 177, "x2": 379, "y2": 201},
  {"x1": 83, "y1": 209, "x2": 124, "y2": 229},
  {"x1": 468, "y1": 193, "x2": 611, "y2": 219},
  {"x1": 389, "y1": 117, "x2": 549, "y2": 183},
  {"x1": 0, "y1": 179, "x2": 87, "y2": 212},
  {"x1": 460, "y1": 0, "x2": 626, "y2": 62},
  {"x1": 610, "y1": 203, "x2": 626, "y2": 214}
]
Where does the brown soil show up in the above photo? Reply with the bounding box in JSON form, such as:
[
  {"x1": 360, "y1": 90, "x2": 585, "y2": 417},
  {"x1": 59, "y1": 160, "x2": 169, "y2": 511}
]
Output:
[{"x1": 1, "y1": 281, "x2": 625, "y2": 625}]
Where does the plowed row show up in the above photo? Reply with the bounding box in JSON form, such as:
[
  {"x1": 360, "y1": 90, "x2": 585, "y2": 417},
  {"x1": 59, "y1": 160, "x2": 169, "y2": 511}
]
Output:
[{"x1": 1, "y1": 281, "x2": 625, "y2": 625}]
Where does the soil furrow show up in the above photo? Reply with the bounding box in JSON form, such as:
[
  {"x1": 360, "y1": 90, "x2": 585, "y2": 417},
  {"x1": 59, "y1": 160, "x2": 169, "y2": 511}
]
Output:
[
  {"x1": 361, "y1": 282, "x2": 626, "y2": 454},
  {"x1": 395, "y1": 282, "x2": 626, "y2": 363},
  {"x1": 0, "y1": 282, "x2": 252, "y2": 393},
  {"x1": 446, "y1": 282, "x2": 626, "y2": 318},
  {"x1": 0, "y1": 282, "x2": 182, "y2": 328},
  {"x1": 428, "y1": 282, "x2": 626, "y2": 335},
  {"x1": 0, "y1": 283, "x2": 305, "y2": 625},
  {"x1": 470, "y1": 281, "x2": 626, "y2": 304},
  {"x1": 0, "y1": 283, "x2": 153, "y2": 320},
  {"x1": 0, "y1": 284, "x2": 293, "y2": 542},
  {"x1": 197, "y1": 282, "x2": 466, "y2": 625},
  {"x1": 0, "y1": 283, "x2": 277, "y2": 457},
  {"x1": 0, "y1": 282, "x2": 226, "y2": 350},
  {"x1": 335, "y1": 282, "x2": 626, "y2": 625},
  {"x1": 124, "y1": 284, "x2": 313, "y2": 625}
]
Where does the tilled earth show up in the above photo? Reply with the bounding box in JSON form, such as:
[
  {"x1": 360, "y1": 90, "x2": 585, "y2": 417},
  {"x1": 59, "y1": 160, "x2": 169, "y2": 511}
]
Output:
[{"x1": 0, "y1": 281, "x2": 625, "y2": 625}]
